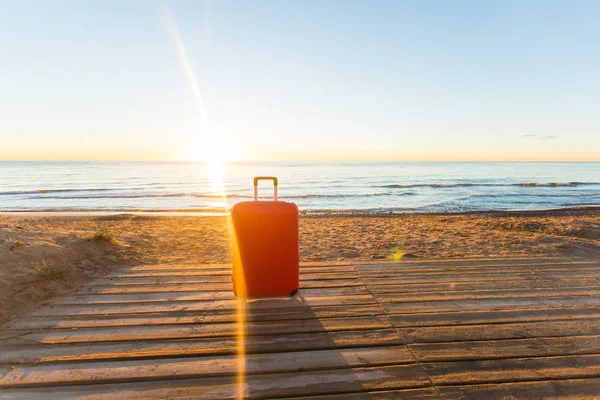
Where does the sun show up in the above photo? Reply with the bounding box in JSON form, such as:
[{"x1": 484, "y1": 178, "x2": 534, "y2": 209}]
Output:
[{"x1": 181, "y1": 135, "x2": 241, "y2": 163}]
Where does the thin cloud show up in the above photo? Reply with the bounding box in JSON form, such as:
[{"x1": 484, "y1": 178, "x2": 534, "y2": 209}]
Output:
[{"x1": 520, "y1": 134, "x2": 558, "y2": 139}]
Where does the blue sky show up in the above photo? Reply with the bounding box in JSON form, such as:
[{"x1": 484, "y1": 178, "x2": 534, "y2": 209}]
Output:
[{"x1": 1, "y1": 0, "x2": 598, "y2": 161}]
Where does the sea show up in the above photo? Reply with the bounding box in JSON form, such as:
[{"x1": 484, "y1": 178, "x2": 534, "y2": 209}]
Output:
[{"x1": 1, "y1": 162, "x2": 599, "y2": 214}]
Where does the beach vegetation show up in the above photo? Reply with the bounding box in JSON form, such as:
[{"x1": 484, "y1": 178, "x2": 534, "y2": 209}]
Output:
[
  {"x1": 90, "y1": 229, "x2": 117, "y2": 243},
  {"x1": 34, "y1": 261, "x2": 69, "y2": 281}
]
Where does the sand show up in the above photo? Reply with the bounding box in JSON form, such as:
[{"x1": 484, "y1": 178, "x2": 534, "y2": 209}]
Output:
[{"x1": 1, "y1": 208, "x2": 599, "y2": 327}]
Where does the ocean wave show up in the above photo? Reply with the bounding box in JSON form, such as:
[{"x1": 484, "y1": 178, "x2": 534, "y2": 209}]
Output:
[
  {"x1": 519, "y1": 182, "x2": 582, "y2": 187},
  {"x1": 467, "y1": 192, "x2": 600, "y2": 199},
  {"x1": 381, "y1": 182, "x2": 599, "y2": 189},
  {"x1": 24, "y1": 193, "x2": 250, "y2": 200},
  {"x1": 282, "y1": 192, "x2": 415, "y2": 199},
  {"x1": 561, "y1": 202, "x2": 600, "y2": 207},
  {"x1": 0, "y1": 188, "x2": 111, "y2": 195},
  {"x1": 0, "y1": 207, "x2": 230, "y2": 213},
  {"x1": 21, "y1": 192, "x2": 417, "y2": 200},
  {"x1": 381, "y1": 183, "x2": 475, "y2": 188},
  {"x1": 301, "y1": 204, "x2": 600, "y2": 214},
  {"x1": 301, "y1": 207, "x2": 418, "y2": 214}
]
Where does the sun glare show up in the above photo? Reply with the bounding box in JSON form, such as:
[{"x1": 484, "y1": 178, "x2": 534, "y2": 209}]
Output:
[
  {"x1": 181, "y1": 135, "x2": 241, "y2": 164},
  {"x1": 163, "y1": 9, "x2": 246, "y2": 398}
]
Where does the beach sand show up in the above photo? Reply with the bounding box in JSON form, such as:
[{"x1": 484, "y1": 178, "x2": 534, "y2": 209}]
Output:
[{"x1": 1, "y1": 208, "x2": 599, "y2": 327}]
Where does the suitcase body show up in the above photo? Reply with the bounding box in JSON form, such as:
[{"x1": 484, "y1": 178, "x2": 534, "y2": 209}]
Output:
[{"x1": 231, "y1": 177, "x2": 299, "y2": 297}]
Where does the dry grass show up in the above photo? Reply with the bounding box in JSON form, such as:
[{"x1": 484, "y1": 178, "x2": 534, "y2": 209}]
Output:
[
  {"x1": 89, "y1": 229, "x2": 117, "y2": 243},
  {"x1": 33, "y1": 261, "x2": 69, "y2": 281},
  {"x1": 0, "y1": 218, "x2": 134, "y2": 328}
]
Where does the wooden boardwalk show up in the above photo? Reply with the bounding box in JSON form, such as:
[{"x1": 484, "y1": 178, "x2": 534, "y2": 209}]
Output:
[{"x1": 1, "y1": 257, "x2": 600, "y2": 399}]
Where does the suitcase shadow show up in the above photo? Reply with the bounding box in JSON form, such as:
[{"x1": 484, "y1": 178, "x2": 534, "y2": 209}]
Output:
[{"x1": 234, "y1": 291, "x2": 370, "y2": 397}]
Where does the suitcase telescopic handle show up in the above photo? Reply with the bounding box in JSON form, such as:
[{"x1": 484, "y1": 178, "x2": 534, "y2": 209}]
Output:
[{"x1": 253, "y1": 176, "x2": 278, "y2": 201}]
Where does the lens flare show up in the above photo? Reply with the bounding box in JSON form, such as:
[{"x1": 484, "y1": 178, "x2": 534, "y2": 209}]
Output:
[
  {"x1": 231, "y1": 225, "x2": 248, "y2": 399},
  {"x1": 162, "y1": 8, "x2": 208, "y2": 123},
  {"x1": 162, "y1": 8, "x2": 246, "y2": 398},
  {"x1": 162, "y1": 8, "x2": 240, "y2": 164},
  {"x1": 391, "y1": 247, "x2": 404, "y2": 260}
]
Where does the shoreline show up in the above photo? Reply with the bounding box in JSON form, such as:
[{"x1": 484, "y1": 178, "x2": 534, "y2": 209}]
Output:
[{"x1": 2, "y1": 205, "x2": 600, "y2": 218}]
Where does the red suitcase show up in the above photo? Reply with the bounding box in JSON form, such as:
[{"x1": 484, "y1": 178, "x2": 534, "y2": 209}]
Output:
[{"x1": 231, "y1": 177, "x2": 299, "y2": 297}]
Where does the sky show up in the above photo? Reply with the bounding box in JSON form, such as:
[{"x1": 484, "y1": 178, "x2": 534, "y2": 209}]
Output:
[{"x1": 0, "y1": 0, "x2": 599, "y2": 162}]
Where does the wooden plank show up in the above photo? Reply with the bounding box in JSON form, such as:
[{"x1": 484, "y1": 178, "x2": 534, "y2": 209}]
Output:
[
  {"x1": 355, "y1": 259, "x2": 594, "y2": 270},
  {"x1": 80, "y1": 283, "x2": 235, "y2": 293},
  {"x1": 89, "y1": 276, "x2": 232, "y2": 285},
  {"x1": 360, "y1": 268, "x2": 600, "y2": 283},
  {"x1": 0, "y1": 364, "x2": 431, "y2": 399},
  {"x1": 105, "y1": 271, "x2": 359, "y2": 279},
  {"x1": 0, "y1": 388, "x2": 441, "y2": 399},
  {"x1": 396, "y1": 318, "x2": 600, "y2": 344},
  {"x1": 38, "y1": 294, "x2": 600, "y2": 322},
  {"x1": 368, "y1": 277, "x2": 600, "y2": 294},
  {"x1": 376, "y1": 287, "x2": 600, "y2": 303},
  {"x1": 12, "y1": 315, "x2": 392, "y2": 344},
  {"x1": 438, "y1": 378, "x2": 600, "y2": 399},
  {"x1": 355, "y1": 261, "x2": 600, "y2": 274},
  {"x1": 88, "y1": 273, "x2": 360, "y2": 286},
  {"x1": 79, "y1": 279, "x2": 364, "y2": 294},
  {"x1": 57, "y1": 286, "x2": 370, "y2": 305},
  {"x1": 383, "y1": 297, "x2": 600, "y2": 315},
  {"x1": 107, "y1": 270, "x2": 233, "y2": 277},
  {"x1": 356, "y1": 261, "x2": 598, "y2": 273},
  {"x1": 423, "y1": 354, "x2": 600, "y2": 386},
  {"x1": 129, "y1": 265, "x2": 357, "y2": 274},
  {"x1": 276, "y1": 388, "x2": 441, "y2": 399},
  {"x1": 127, "y1": 263, "x2": 232, "y2": 270},
  {"x1": 300, "y1": 263, "x2": 354, "y2": 268},
  {"x1": 121, "y1": 262, "x2": 354, "y2": 270},
  {"x1": 410, "y1": 335, "x2": 600, "y2": 362},
  {"x1": 59, "y1": 290, "x2": 233, "y2": 304},
  {"x1": 362, "y1": 267, "x2": 600, "y2": 276},
  {"x1": 0, "y1": 345, "x2": 414, "y2": 388},
  {"x1": 0, "y1": 329, "x2": 402, "y2": 365},
  {"x1": 362, "y1": 275, "x2": 552, "y2": 286},
  {"x1": 11, "y1": 304, "x2": 385, "y2": 330},
  {"x1": 300, "y1": 266, "x2": 357, "y2": 273},
  {"x1": 32, "y1": 295, "x2": 377, "y2": 317},
  {"x1": 362, "y1": 271, "x2": 600, "y2": 285},
  {"x1": 390, "y1": 306, "x2": 600, "y2": 328}
]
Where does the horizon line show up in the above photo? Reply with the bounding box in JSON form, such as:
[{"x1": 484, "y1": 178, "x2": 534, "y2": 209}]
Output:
[{"x1": 1, "y1": 159, "x2": 600, "y2": 163}]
